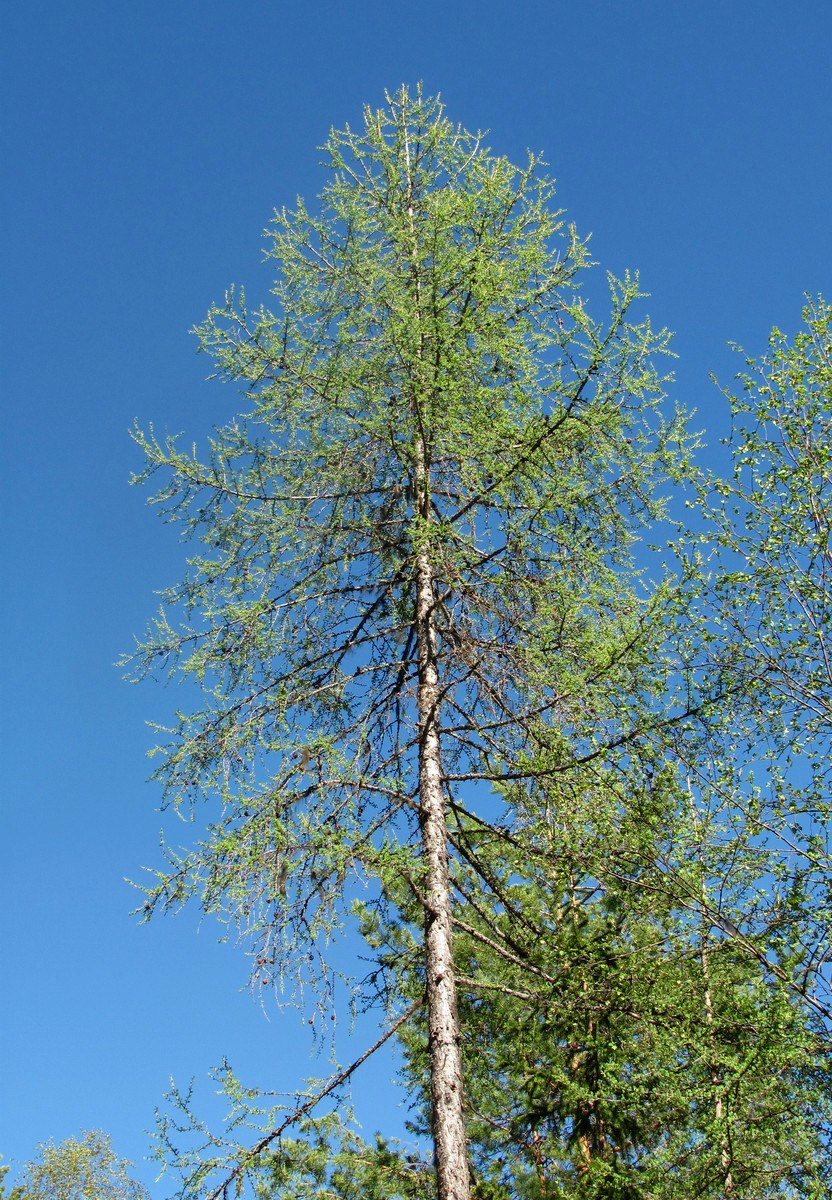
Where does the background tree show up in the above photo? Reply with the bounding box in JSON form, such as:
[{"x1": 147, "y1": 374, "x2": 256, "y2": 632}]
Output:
[
  {"x1": 329, "y1": 303, "x2": 832, "y2": 1198},
  {"x1": 423, "y1": 300, "x2": 832, "y2": 1199},
  {"x1": 383, "y1": 744, "x2": 830, "y2": 1198},
  {"x1": 412, "y1": 300, "x2": 832, "y2": 1198},
  {"x1": 0, "y1": 1160, "x2": 27, "y2": 1200},
  {"x1": 4, "y1": 1132, "x2": 147, "y2": 1200},
  {"x1": 702, "y1": 296, "x2": 832, "y2": 1026},
  {"x1": 131, "y1": 86, "x2": 691, "y2": 1199}
]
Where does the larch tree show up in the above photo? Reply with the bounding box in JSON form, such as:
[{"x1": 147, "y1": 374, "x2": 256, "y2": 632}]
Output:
[{"x1": 129, "y1": 86, "x2": 692, "y2": 1199}]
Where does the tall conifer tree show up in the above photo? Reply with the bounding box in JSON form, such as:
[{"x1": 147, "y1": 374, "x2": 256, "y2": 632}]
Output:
[{"x1": 130, "y1": 87, "x2": 689, "y2": 1198}]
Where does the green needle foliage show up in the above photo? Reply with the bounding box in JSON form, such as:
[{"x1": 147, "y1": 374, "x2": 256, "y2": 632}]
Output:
[
  {"x1": 129, "y1": 86, "x2": 700, "y2": 1197},
  {"x1": 437, "y1": 786, "x2": 829, "y2": 1198},
  {"x1": 251, "y1": 1117, "x2": 434, "y2": 1199},
  {"x1": 372, "y1": 718, "x2": 830, "y2": 1198}
]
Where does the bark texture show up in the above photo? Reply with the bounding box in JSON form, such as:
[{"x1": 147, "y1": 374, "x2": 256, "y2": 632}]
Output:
[
  {"x1": 416, "y1": 542, "x2": 471, "y2": 1200},
  {"x1": 702, "y1": 930, "x2": 736, "y2": 1196}
]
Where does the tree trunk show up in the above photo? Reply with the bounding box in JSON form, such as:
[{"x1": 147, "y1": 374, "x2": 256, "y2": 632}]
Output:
[
  {"x1": 701, "y1": 931, "x2": 735, "y2": 1197},
  {"x1": 415, "y1": 540, "x2": 471, "y2": 1200},
  {"x1": 568, "y1": 869, "x2": 595, "y2": 1181},
  {"x1": 688, "y1": 781, "x2": 735, "y2": 1197},
  {"x1": 403, "y1": 108, "x2": 469, "y2": 1196}
]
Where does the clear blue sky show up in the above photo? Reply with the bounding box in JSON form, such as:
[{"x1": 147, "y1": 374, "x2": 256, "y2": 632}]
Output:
[{"x1": 2, "y1": 3, "x2": 830, "y2": 1193}]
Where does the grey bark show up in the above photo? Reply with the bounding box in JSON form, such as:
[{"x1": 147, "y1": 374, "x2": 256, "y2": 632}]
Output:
[
  {"x1": 402, "y1": 112, "x2": 470, "y2": 1197},
  {"x1": 415, "y1": 539, "x2": 471, "y2": 1200},
  {"x1": 701, "y1": 923, "x2": 736, "y2": 1196},
  {"x1": 687, "y1": 780, "x2": 735, "y2": 1197}
]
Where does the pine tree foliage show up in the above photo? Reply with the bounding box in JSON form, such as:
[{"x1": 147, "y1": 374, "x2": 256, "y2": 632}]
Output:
[
  {"x1": 374, "y1": 737, "x2": 830, "y2": 1198},
  {"x1": 450, "y1": 794, "x2": 829, "y2": 1197}
]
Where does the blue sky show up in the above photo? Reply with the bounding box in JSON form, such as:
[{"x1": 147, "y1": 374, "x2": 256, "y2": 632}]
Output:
[{"x1": 2, "y1": 2, "x2": 831, "y2": 1193}]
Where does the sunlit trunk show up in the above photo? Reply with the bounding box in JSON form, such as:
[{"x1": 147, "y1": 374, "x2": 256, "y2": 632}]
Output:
[{"x1": 415, "y1": 535, "x2": 471, "y2": 1200}]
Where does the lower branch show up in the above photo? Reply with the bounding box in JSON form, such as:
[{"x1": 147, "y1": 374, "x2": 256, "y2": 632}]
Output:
[{"x1": 206, "y1": 998, "x2": 423, "y2": 1200}]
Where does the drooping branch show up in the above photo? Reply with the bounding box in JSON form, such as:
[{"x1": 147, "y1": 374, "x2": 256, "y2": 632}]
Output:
[{"x1": 205, "y1": 998, "x2": 423, "y2": 1200}]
